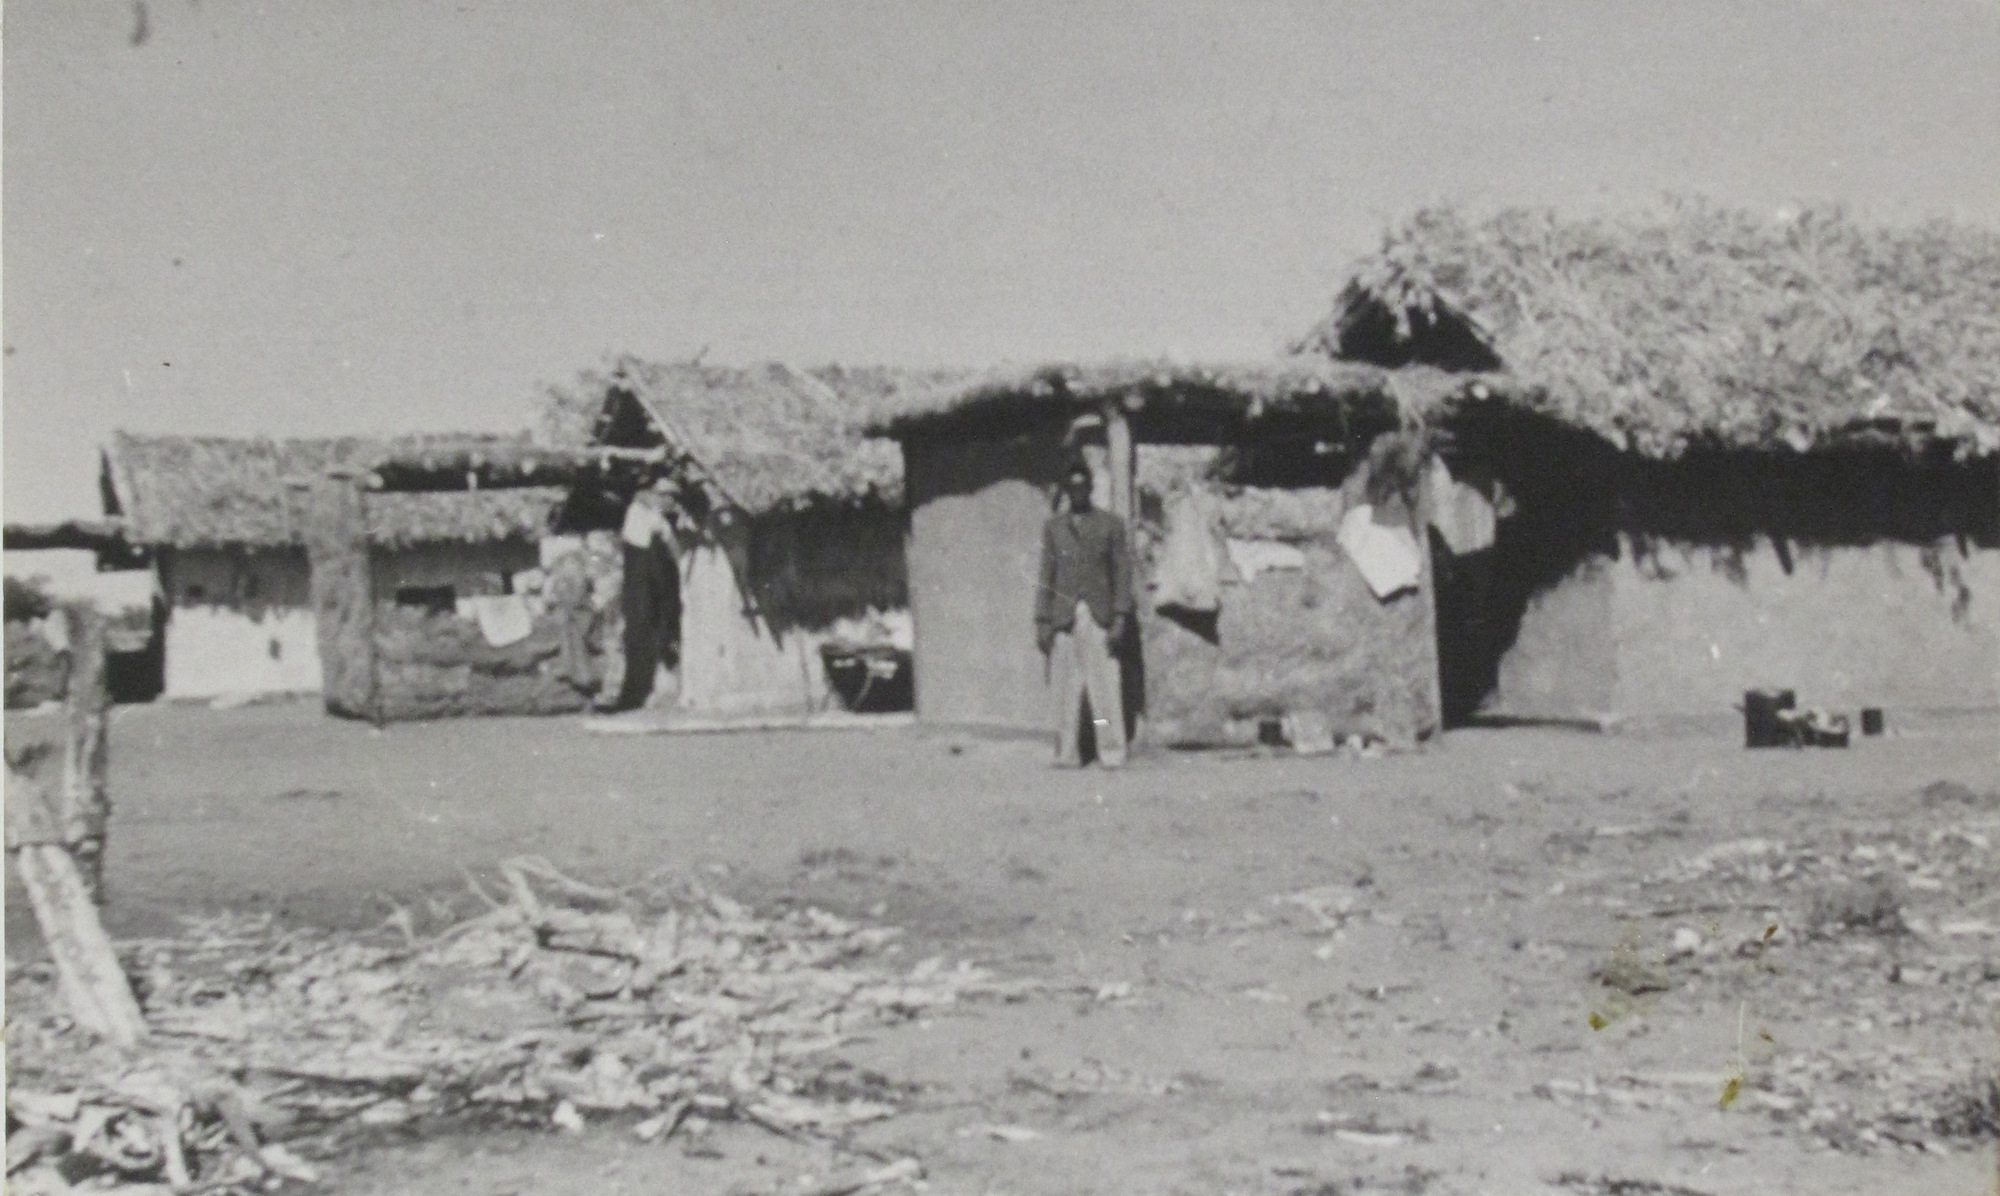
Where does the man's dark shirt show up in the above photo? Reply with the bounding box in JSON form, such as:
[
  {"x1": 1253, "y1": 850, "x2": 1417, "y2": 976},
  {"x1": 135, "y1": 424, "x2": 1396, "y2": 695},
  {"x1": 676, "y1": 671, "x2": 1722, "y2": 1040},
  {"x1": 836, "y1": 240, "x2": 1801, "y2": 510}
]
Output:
[{"x1": 1036, "y1": 507, "x2": 1135, "y2": 635}]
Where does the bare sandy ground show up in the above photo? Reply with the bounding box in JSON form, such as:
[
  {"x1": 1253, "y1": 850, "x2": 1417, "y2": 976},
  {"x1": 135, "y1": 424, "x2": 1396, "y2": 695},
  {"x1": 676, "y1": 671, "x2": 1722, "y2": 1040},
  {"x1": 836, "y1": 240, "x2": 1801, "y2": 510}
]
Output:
[{"x1": 7, "y1": 700, "x2": 1996, "y2": 1195}]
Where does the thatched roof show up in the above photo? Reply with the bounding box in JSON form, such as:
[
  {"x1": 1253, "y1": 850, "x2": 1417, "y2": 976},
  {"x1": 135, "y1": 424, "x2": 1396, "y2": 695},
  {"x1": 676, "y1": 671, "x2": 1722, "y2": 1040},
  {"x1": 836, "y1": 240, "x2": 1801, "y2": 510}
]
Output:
[
  {"x1": 103, "y1": 433, "x2": 563, "y2": 550},
  {"x1": 865, "y1": 358, "x2": 1483, "y2": 445},
  {"x1": 1301, "y1": 202, "x2": 2000, "y2": 458},
  {"x1": 544, "y1": 357, "x2": 948, "y2": 513}
]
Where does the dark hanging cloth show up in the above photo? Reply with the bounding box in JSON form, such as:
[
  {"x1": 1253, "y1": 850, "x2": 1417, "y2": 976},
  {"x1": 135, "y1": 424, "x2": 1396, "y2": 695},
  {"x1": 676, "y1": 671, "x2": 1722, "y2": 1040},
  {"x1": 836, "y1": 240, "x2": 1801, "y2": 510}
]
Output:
[{"x1": 611, "y1": 529, "x2": 681, "y2": 712}]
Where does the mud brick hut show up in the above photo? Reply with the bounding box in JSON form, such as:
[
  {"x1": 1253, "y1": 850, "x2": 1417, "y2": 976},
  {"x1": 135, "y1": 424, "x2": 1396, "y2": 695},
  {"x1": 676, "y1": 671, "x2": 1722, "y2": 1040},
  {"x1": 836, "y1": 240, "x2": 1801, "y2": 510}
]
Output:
[
  {"x1": 532, "y1": 357, "x2": 924, "y2": 717},
  {"x1": 869, "y1": 359, "x2": 1490, "y2": 747},
  {"x1": 101, "y1": 433, "x2": 562, "y2": 705},
  {"x1": 1301, "y1": 204, "x2": 2000, "y2": 728}
]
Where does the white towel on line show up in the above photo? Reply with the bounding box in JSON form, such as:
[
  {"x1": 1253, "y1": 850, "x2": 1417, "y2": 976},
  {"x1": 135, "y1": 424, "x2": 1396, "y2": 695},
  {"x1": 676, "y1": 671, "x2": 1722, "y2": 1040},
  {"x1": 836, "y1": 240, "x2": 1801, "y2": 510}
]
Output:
[
  {"x1": 1337, "y1": 504, "x2": 1423, "y2": 600},
  {"x1": 466, "y1": 594, "x2": 534, "y2": 647}
]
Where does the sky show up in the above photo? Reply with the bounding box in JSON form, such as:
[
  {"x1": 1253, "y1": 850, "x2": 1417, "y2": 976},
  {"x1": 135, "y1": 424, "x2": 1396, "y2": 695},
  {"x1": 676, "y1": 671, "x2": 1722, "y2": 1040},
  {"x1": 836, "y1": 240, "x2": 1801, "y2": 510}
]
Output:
[{"x1": 5, "y1": 0, "x2": 1998, "y2": 521}]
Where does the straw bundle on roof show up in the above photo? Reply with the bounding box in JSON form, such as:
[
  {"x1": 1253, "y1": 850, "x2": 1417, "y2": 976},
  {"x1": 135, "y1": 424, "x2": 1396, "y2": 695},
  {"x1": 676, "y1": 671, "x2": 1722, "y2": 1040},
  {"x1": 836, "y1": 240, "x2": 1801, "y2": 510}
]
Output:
[
  {"x1": 103, "y1": 433, "x2": 562, "y2": 549},
  {"x1": 1303, "y1": 202, "x2": 2000, "y2": 458},
  {"x1": 540, "y1": 358, "x2": 944, "y2": 514},
  {"x1": 867, "y1": 358, "x2": 1474, "y2": 444}
]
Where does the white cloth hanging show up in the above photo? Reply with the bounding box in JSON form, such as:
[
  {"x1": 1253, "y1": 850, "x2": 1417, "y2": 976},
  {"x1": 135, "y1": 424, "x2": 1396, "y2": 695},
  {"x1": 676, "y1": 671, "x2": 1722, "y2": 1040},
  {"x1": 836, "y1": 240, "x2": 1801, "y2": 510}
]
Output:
[
  {"x1": 1152, "y1": 489, "x2": 1231, "y2": 612},
  {"x1": 466, "y1": 594, "x2": 534, "y2": 647},
  {"x1": 1337, "y1": 504, "x2": 1423, "y2": 600},
  {"x1": 1427, "y1": 457, "x2": 1499, "y2": 556},
  {"x1": 621, "y1": 502, "x2": 670, "y2": 548},
  {"x1": 1223, "y1": 539, "x2": 1307, "y2": 582}
]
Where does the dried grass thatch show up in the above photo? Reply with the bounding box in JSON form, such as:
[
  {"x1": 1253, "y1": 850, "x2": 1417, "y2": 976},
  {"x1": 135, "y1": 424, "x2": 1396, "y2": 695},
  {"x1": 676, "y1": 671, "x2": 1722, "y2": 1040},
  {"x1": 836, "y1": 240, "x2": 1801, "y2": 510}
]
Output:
[
  {"x1": 867, "y1": 358, "x2": 1477, "y2": 445},
  {"x1": 104, "y1": 433, "x2": 563, "y2": 550},
  {"x1": 747, "y1": 503, "x2": 909, "y2": 633},
  {"x1": 1302, "y1": 202, "x2": 2000, "y2": 458},
  {"x1": 539, "y1": 358, "x2": 947, "y2": 514}
]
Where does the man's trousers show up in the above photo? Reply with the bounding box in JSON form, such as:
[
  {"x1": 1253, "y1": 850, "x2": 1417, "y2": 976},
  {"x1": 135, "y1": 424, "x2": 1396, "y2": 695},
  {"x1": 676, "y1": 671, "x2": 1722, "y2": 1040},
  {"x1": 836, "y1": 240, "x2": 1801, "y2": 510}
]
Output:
[{"x1": 1050, "y1": 600, "x2": 1126, "y2": 768}]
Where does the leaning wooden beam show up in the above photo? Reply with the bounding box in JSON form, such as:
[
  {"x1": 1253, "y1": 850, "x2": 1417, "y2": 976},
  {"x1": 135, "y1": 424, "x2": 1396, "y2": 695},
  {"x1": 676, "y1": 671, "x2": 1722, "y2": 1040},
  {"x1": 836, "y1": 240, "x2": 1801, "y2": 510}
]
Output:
[
  {"x1": 3, "y1": 518, "x2": 129, "y2": 552},
  {"x1": 6, "y1": 688, "x2": 146, "y2": 1049},
  {"x1": 10, "y1": 839, "x2": 147, "y2": 1049}
]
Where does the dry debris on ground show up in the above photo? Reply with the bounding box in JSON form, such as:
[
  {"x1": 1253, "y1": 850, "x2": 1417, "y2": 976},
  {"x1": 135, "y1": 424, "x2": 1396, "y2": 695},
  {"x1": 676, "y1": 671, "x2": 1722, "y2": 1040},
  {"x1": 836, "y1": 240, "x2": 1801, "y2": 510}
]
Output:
[
  {"x1": 5, "y1": 857, "x2": 1036, "y2": 1194},
  {"x1": 1554, "y1": 782, "x2": 2000, "y2": 1158}
]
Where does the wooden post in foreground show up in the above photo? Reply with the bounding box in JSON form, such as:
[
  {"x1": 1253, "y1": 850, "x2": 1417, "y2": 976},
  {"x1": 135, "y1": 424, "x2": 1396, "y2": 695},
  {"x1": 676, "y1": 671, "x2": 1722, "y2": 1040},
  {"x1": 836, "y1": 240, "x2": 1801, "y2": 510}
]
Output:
[
  {"x1": 4, "y1": 604, "x2": 146, "y2": 1049},
  {"x1": 8, "y1": 830, "x2": 147, "y2": 1048},
  {"x1": 61, "y1": 601, "x2": 111, "y2": 904}
]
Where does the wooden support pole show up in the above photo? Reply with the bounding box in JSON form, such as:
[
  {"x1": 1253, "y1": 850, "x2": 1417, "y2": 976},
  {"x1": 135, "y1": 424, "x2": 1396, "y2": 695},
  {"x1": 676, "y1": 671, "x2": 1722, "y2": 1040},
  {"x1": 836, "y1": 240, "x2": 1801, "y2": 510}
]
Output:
[
  {"x1": 1102, "y1": 400, "x2": 1142, "y2": 747},
  {"x1": 60, "y1": 601, "x2": 110, "y2": 905},
  {"x1": 1103, "y1": 401, "x2": 1135, "y2": 529},
  {"x1": 1414, "y1": 447, "x2": 1447, "y2": 739},
  {"x1": 307, "y1": 471, "x2": 381, "y2": 722}
]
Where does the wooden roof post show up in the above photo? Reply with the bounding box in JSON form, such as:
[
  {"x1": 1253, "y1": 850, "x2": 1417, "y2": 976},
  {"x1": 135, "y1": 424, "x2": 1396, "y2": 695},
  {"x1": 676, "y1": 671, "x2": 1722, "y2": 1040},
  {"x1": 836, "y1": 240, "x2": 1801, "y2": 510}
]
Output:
[
  {"x1": 1102, "y1": 396, "x2": 1142, "y2": 747},
  {"x1": 1415, "y1": 444, "x2": 1446, "y2": 739},
  {"x1": 306, "y1": 469, "x2": 380, "y2": 724},
  {"x1": 1103, "y1": 399, "x2": 1135, "y2": 529}
]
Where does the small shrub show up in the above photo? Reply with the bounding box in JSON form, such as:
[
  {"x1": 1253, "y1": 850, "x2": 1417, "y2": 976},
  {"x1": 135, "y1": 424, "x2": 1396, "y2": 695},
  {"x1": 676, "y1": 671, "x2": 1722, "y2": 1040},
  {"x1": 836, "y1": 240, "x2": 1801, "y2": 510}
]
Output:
[
  {"x1": 4, "y1": 574, "x2": 53, "y2": 622},
  {"x1": 4, "y1": 621, "x2": 66, "y2": 709}
]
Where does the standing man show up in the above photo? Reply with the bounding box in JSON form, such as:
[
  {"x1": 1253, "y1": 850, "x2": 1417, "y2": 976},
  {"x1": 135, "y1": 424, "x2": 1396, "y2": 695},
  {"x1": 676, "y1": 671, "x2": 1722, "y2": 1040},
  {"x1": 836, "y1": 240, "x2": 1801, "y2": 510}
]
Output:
[
  {"x1": 603, "y1": 478, "x2": 683, "y2": 713},
  {"x1": 1035, "y1": 457, "x2": 1135, "y2": 768}
]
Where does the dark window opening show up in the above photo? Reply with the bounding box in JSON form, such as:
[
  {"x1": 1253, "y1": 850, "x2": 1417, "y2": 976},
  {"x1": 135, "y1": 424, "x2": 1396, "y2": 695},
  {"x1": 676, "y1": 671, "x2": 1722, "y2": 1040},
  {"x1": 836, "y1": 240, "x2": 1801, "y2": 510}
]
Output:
[{"x1": 394, "y1": 585, "x2": 456, "y2": 614}]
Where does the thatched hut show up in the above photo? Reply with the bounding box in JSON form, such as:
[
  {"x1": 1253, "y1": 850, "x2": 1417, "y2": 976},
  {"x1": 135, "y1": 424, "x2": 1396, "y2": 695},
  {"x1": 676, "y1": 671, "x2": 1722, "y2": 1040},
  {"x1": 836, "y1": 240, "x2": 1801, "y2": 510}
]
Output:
[
  {"x1": 538, "y1": 358, "x2": 932, "y2": 717},
  {"x1": 102, "y1": 433, "x2": 562, "y2": 704},
  {"x1": 868, "y1": 359, "x2": 1486, "y2": 746},
  {"x1": 1302, "y1": 203, "x2": 2000, "y2": 727}
]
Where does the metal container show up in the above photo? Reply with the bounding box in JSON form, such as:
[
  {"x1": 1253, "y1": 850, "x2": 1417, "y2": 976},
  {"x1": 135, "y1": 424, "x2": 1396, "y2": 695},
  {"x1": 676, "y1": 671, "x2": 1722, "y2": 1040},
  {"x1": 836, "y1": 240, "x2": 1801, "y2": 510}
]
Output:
[{"x1": 1744, "y1": 689, "x2": 1797, "y2": 749}]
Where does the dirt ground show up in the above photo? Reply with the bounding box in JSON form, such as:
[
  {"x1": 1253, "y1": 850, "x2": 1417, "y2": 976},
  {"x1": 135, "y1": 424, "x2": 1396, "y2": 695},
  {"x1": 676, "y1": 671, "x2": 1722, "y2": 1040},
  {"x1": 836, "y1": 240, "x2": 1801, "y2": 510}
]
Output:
[{"x1": 7, "y1": 699, "x2": 1998, "y2": 1196}]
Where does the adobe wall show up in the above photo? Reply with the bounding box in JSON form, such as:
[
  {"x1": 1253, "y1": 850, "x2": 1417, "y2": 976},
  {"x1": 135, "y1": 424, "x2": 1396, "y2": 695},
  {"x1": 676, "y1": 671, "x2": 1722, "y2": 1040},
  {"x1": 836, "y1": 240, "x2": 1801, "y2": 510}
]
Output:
[
  {"x1": 1480, "y1": 557, "x2": 1618, "y2": 723},
  {"x1": 902, "y1": 430, "x2": 1070, "y2": 730},
  {"x1": 1484, "y1": 537, "x2": 2000, "y2": 724},
  {"x1": 676, "y1": 516, "x2": 914, "y2": 717},
  {"x1": 1141, "y1": 537, "x2": 1438, "y2": 747},
  {"x1": 160, "y1": 547, "x2": 320, "y2": 699},
  {"x1": 1609, "y1": 537, "x2": 2000, "y2": 720}
]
